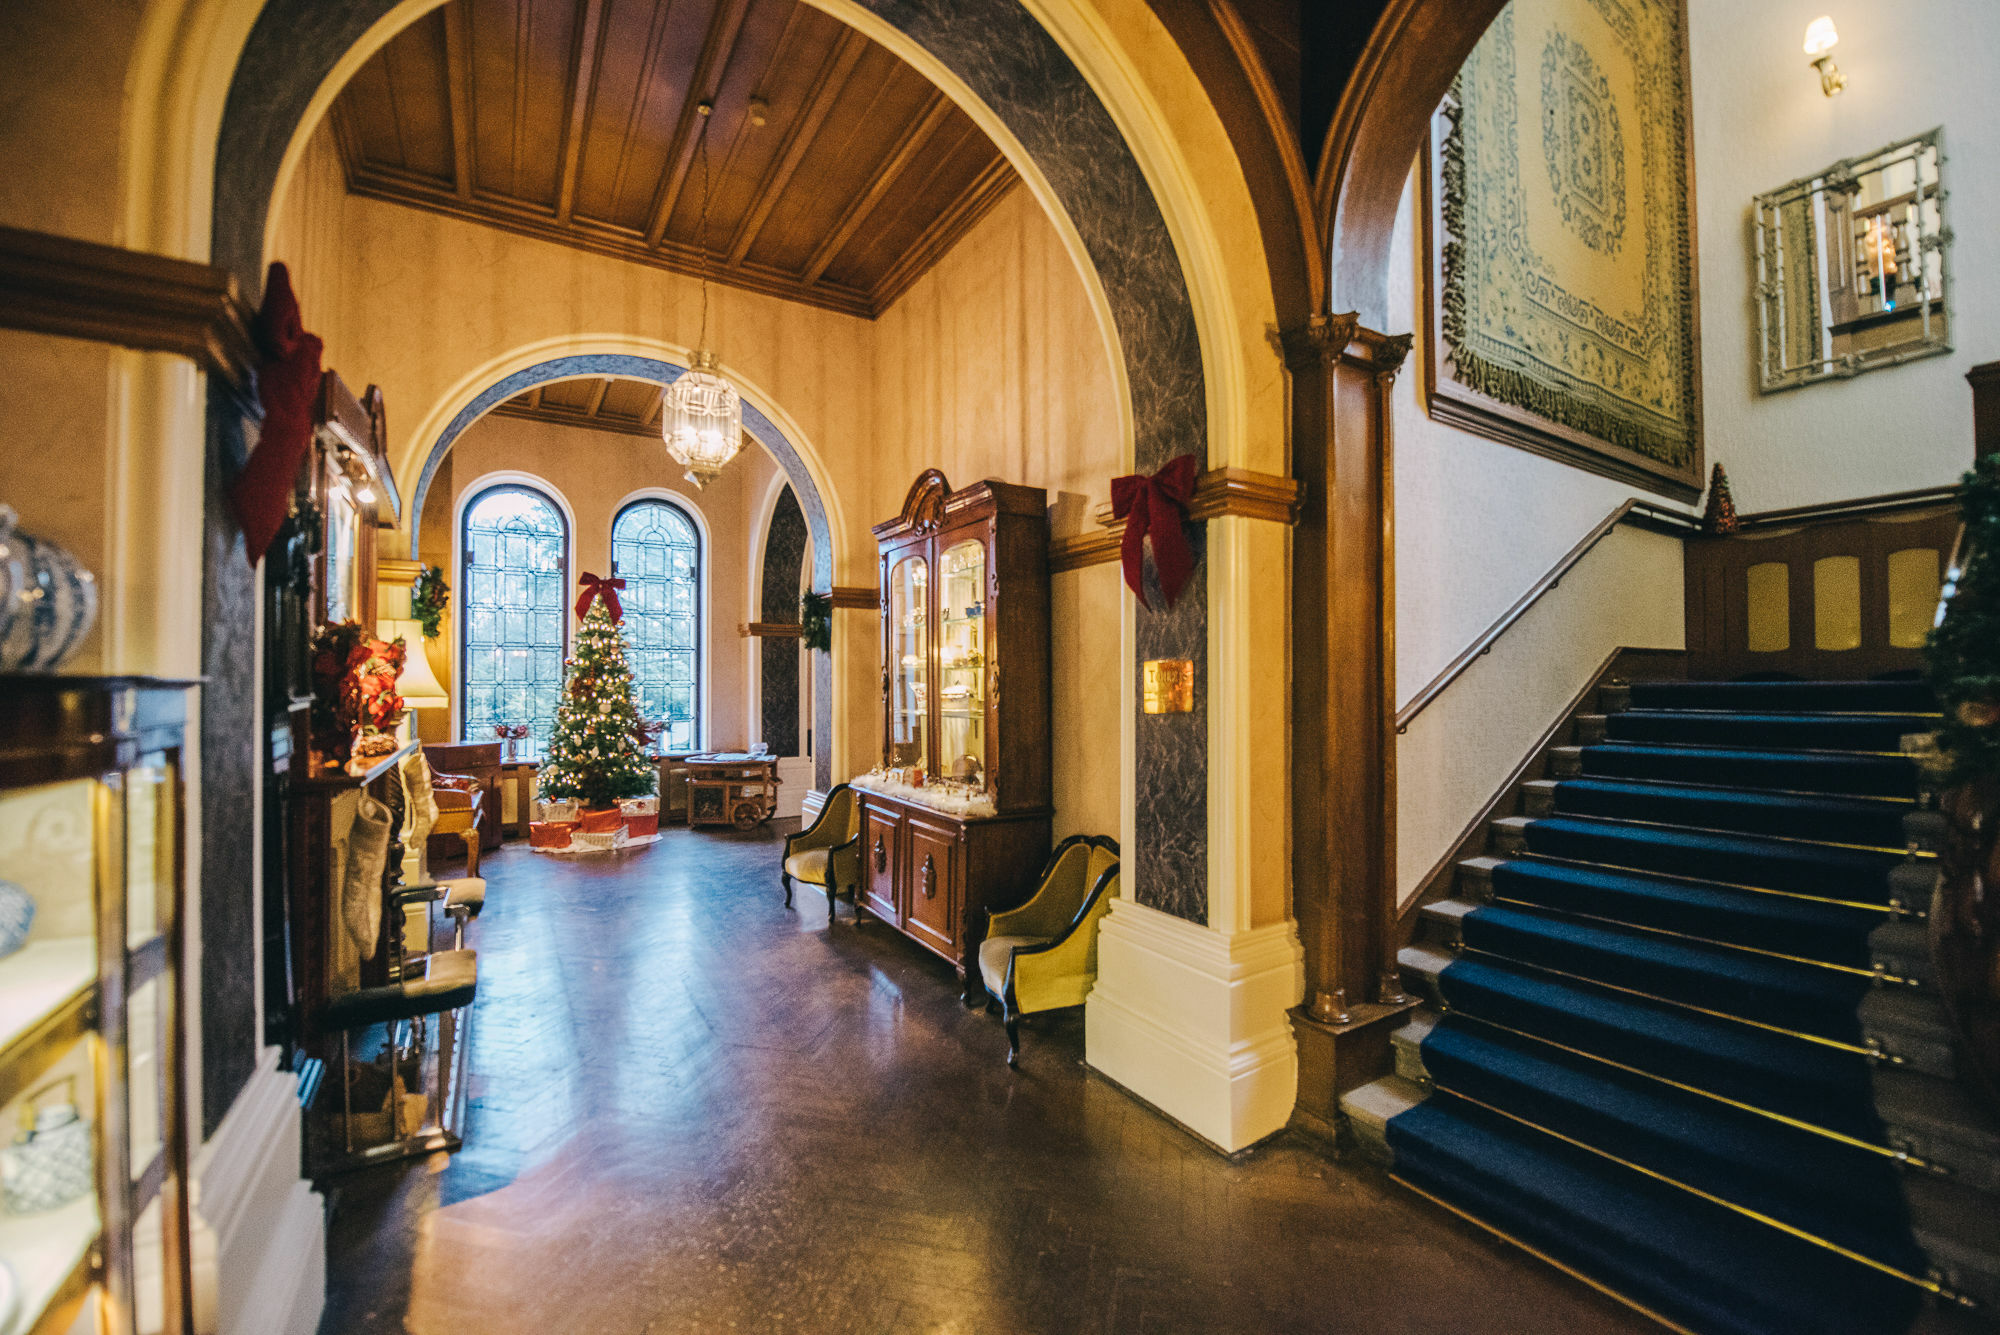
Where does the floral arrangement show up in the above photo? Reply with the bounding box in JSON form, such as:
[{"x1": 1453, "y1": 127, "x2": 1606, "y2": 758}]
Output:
[
  {"x1": 411, "y1": 564, "x2": 450, "y2": 639},
  {"x1": 309, "y1": 620, "x2": 405, "y2": 764},
  {"x1": 493, "y1": 723, "x2": 531, "y2": 742}
]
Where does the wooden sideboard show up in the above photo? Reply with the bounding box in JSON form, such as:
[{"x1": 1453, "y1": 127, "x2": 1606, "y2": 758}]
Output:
[{"x1": 857, "y1": 792, "x2": 1051, "y2": 1004}]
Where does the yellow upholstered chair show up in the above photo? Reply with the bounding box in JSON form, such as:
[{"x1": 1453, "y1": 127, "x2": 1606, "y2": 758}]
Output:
[
  {"x1": 781, "y1": 784, "x2": 863, "y2": 923},
  {"x1": 979, "y1": 835, "x2": 1119, "y2": 1068}
]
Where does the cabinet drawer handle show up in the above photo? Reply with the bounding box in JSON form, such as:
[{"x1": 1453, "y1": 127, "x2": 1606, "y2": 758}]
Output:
[
  {"x1": 873, "y1": 835, "x2": 888, "y2": 874},
  {"x1": 921, "y1": 853, "x2": 937, "y2": 899}
]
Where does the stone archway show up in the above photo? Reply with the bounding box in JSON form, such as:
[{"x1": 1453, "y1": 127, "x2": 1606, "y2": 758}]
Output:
[{"x1": 404, "y1": 350, "x2": 843, "y2": 795}]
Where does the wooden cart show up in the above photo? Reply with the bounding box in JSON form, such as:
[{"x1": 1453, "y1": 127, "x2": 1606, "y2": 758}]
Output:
[{"x1": 684, "y1": 753, "x2": 780, "y2": 829}]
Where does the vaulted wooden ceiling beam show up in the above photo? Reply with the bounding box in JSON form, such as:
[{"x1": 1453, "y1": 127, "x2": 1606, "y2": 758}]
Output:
[
  {"x1": 585, "y1": 377, "x2": 613, "y2": 417},
  {"x1": 800, "y1": 88, "x2": 948, "y2": 284},
  {"x1": 529, "y1": 385, "x2": 544, "y2": 410},
  {"x1": 643, "y1": 0, "x2": 754, "y2": 249},
  {"x1": 443, "y1": 1, "x2": 477, "y2": 199},
  {"x1": 555, "y1": 0, "x2": 609, "y2": 225},
  {"x1": 724, "y1": 29, "x2": 867, "y2": 268}
]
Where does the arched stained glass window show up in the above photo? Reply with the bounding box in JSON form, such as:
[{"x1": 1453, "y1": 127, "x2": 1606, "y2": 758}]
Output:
[
  {"x1": 460, "y1": 485, "x2": 568, "y2": 759},
  {"x1": 612, "y1": 499, "x2": 702, "y2": 751}
]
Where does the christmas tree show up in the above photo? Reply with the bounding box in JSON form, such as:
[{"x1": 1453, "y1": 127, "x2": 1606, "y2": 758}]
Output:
[
  {"x1": 1701, "y1": 463, "x2": 1739, "y2": 534},
  {"x1": 536, "y1": 576, "x2": 658, "y2": 810}
]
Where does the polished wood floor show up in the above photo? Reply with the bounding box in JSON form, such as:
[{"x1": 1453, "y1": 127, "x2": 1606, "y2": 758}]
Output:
[{"x1": 318, "y1": 822, "x2": 1652, "y2": 1335}]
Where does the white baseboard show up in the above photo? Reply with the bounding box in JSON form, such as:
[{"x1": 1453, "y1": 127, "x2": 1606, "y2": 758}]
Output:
[
  {"x1": 1084, "y1": 901, "x2": 1304, "y2": 1153},
  {"x1": 189, "y1": 1047, "x2": 325, "y2": 1335}
]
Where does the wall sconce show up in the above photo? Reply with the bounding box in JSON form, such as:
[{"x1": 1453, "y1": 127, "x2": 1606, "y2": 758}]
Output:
[{"x1": 1803, "y1": 17, "x2": 1846, "y2": 97}]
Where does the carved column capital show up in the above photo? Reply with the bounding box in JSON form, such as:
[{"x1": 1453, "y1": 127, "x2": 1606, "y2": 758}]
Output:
[
  {"x1": 1276, "y1": 311, "x2": 1363, "y2": 373},
  {"x1": 1371, "y1": 333, "x2": 1415, "y2": 388}
]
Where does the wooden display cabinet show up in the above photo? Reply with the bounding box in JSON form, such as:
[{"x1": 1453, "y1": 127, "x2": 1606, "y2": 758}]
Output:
[
  {"x1": 0, "y1": 677, "x2": 195, "y2": 1335},
  {"x1": 860, "y1": 471, "x2": 1053, "y2": 1002}
]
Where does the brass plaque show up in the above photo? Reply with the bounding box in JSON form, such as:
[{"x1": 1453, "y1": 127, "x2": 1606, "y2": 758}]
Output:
[{"x1": 1143, "y1": 659, "x2": 1194, "y2": 714}]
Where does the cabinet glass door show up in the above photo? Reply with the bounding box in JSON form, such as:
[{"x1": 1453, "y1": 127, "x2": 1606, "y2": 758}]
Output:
[
  {"x1": 937, "y1": 539, "x2": 987, "y2": 788},
  {"x1": 888, "y1": 554, "x2": 930, "y2": 771},
  {"x1": 0, "y1": 777, "x2": 104, "y2": 1332}
]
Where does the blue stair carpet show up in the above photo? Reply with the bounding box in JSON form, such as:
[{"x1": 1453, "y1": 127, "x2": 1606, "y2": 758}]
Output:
[
  {"x1": 1387, "y1": 1094, "x2": 1923, "y2": 1335},
  {"x1": 1486, "y1": 860, "x2": 1884, "y2": 964},
  {"x1": 1549, "y1": 778, "x2": 1910, "y2": 847},
  {"x1": 1576, "y1": 744, "x2": 1921, "y2": 798},
  {"x1": 1388, "y1": 679, "x2": 1940, "y2": 1332}
]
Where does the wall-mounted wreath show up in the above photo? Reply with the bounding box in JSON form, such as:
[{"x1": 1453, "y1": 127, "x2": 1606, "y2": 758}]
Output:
[
  {"x1": 799, "y1": 590, "x2": 833, "y2": 653},
  {"x1": 411, "y1": 564, "x2": 450, "y2": 639}
]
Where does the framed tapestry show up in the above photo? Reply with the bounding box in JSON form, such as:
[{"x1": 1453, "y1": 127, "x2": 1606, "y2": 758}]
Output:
[{"x1": 1423, "y1": 0, "x2": 1704, "y2": 501}]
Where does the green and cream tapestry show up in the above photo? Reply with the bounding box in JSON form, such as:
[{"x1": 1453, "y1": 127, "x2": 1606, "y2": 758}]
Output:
[{"x1": 1429, "y1": 0, "x2": 1703, "y2": 498}]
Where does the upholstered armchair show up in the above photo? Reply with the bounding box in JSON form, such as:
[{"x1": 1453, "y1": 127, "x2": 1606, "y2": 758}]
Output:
[
  {"x1": 426, "y1": 757, "x2": 483, "y2": 878},
  {"x1": 781, "y1": 784, "x2": 863, "y2": 923},
  {"x1": 979, "y1": 835, "x2": 1119, "y2": 1068}
]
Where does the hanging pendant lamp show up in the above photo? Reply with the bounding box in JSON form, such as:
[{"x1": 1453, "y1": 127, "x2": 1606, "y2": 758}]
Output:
[{"x1": 662, "y1": 101, "x2": 743, "y2": 490}]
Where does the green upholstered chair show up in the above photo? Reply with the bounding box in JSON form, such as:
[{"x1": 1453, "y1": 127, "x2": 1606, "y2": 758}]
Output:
[
  {"x1": 979, "y1": 835, "x2": 1119, "y2": 1068},
  {"x1": 781, "y1": 784, "x2": 863, "y2": 923}
]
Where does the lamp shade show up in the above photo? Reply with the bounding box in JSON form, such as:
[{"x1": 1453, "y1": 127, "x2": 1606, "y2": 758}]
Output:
[
  {"x1": 1802, "y1": 16, "x2": 1838, "y2": 56},
  {"x1": 661, "y1": 350, "x2": 744, "y2": 490},
  {"x1": 377, "y1": 619, "x2": 448, "y2": 709}
]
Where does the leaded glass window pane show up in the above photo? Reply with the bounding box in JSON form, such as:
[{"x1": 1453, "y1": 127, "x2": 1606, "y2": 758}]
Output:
[
  {"x1": 461, "y1": 486, "x2": 567, "y2": 759},
  {"x1": 613, "y1": 500, "x2": 700, "y2": 749}
]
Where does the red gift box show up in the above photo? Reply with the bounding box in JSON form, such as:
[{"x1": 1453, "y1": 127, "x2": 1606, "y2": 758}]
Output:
[
  {"x1": 623, "y1": 812, "x2": 659, "y2": 838},
  {"x1": 529, "y1": 820, "x2": 577, "y2": 849},
  {"x1": 579, "y1": 806, "x2": 623, "y2": 834}
]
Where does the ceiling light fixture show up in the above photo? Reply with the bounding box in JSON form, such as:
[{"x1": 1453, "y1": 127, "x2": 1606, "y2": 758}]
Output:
[
  {"x1": 661, "y1": 99, "x2": 744, "y2": 490},
  {"x1": 1803, "y1": 17, "x2": 1846, "y2": 97}
]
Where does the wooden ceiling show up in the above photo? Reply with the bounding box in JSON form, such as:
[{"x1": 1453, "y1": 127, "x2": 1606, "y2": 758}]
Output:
[
  {"x1": 329, "y1": 0, "x2": 1017, "y2": 317},
  {"x1": 488, "y1": 376, "x2": 667, "y2": 436}
]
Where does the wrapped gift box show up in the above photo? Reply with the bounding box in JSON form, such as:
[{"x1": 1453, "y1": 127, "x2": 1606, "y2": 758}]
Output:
[
  {"x1": 618, "y1": 796, "x2": 659, "y2": 838},
  {"x1": 529, "y1": 820, "x2": 578, "y2": 849},
  {"x1": 579, "y1": 806, "x2": 623, "y2": 834},
  {"x1": 569, "y1": 825, "x2": 629, "y2": 853}
]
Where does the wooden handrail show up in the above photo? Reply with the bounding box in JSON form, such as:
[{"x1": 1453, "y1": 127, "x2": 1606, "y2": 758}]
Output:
[
  {"x1": 1394, "y1": 498, "x2": 1695, "y2": 734},
  {"x1": 1729, "y1": 485, "x2": 1961, "y2": 531}
]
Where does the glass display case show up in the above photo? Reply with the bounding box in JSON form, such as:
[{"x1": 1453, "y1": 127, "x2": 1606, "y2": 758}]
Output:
[
  {"x1": 859, "y1": 471, "x2": 1054, "y2": 1003},
  {"x1": 0, "y1": 678, "x2": 193, "y2": 1335}
]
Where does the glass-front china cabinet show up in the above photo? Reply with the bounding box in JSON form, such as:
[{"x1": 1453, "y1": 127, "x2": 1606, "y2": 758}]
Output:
[
  {"x1": 862, "y1": 471, "x2": 1053, "y2": 1003},
  {"x1": 0, "y1": 678, "x2": 194, "y2": 1335}
]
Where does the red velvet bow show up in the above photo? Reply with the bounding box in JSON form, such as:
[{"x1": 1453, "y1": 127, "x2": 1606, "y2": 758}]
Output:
[
  {"x1": 1110, "y1": 454, "x2": 1201, "y2": 610},
  {"x1": 575, "y1": 572, "x2": 626, "y2": 622},
  {"x1": 229, "y1": 263, "x2": 325, "y2": 565}
]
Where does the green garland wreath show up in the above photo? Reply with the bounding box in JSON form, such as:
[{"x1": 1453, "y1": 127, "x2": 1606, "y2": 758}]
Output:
[
  {"x1": 1927, "y1": 454, "x2": 2000, "y2": 786},
  {"x1": 411, "y1": 564, "x2": 450, "y2": 640},
  {"x1": 799, "y1": 590, "x2": 833, "y2": 654}
]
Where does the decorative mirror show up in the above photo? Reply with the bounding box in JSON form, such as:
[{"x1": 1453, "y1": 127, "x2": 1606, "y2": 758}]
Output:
[{"x1": 1754, "y1": 128, "x2": 1951, "y2": 393}]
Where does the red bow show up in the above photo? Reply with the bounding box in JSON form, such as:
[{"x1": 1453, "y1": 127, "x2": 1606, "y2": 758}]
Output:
[
  {"x1": 229, "y1": 263, "x2": 325, "y2": 565},
  {"x1": 575, "y1": 572, "x2": 626, "y2": 622},
  {"x1": 1110, "y1": 454, "x2": 1201, "y2": 610}
]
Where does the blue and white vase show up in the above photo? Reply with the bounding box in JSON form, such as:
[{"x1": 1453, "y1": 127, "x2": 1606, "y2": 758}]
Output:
[{"x1": 0, "y1": 506, "x2": 99, "y2": 672}]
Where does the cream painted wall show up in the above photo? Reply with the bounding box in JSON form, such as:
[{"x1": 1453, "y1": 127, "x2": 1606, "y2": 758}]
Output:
[
  {"x1": 1388, "y1": 164, "x2": 1689, "y2": 896},
  {"x1": 269, "y1": 123, "x2": 1125, "y2": 838},
  {"x1": 1686, "y1": 0, "x2": 1997, "y2": 511},
  {"x1": 420, "y1": 412, "x2": 777, "y2": 754}
]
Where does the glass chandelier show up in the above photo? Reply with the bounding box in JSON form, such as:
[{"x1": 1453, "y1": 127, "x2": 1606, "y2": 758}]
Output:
[{"x1": 662, "y1": 102, "x2": 743, "y2": 490}]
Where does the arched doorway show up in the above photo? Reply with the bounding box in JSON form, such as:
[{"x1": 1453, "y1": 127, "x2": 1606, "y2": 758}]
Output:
[{"x1": 404, "y1": 349, "x2": 844, "y2": 791}]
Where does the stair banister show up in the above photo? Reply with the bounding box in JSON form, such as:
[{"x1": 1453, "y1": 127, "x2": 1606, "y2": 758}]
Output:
[{"x1": 1394, "y1": 498, "x2": 1695, "y2": 734}]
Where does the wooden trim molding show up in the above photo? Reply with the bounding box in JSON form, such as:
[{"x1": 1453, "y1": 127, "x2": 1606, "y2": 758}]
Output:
[
  {"x1": 0, "y1": 226, "x2": 257, "y2": 390},
  {"x1": 1970, "y1": 360, "x2": 2000, "y2": 461},
  {"x1": 829, "y1": 587, "x2": 877, "y2": 611},
  {"x1": 1052, "y1": 466, "x2": 1305, "y2": 573},
  {"x1": 742, "y1": 622, "x2": 802, "y2": 638},
  {"x1": 1732, "y1": 486, "x2": 1961, "y2": 531}
]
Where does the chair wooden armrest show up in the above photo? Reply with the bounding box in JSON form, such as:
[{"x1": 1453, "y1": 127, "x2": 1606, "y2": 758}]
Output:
[{"x1": 432, "y1": 802, "x2": 483, "y2": 878}]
